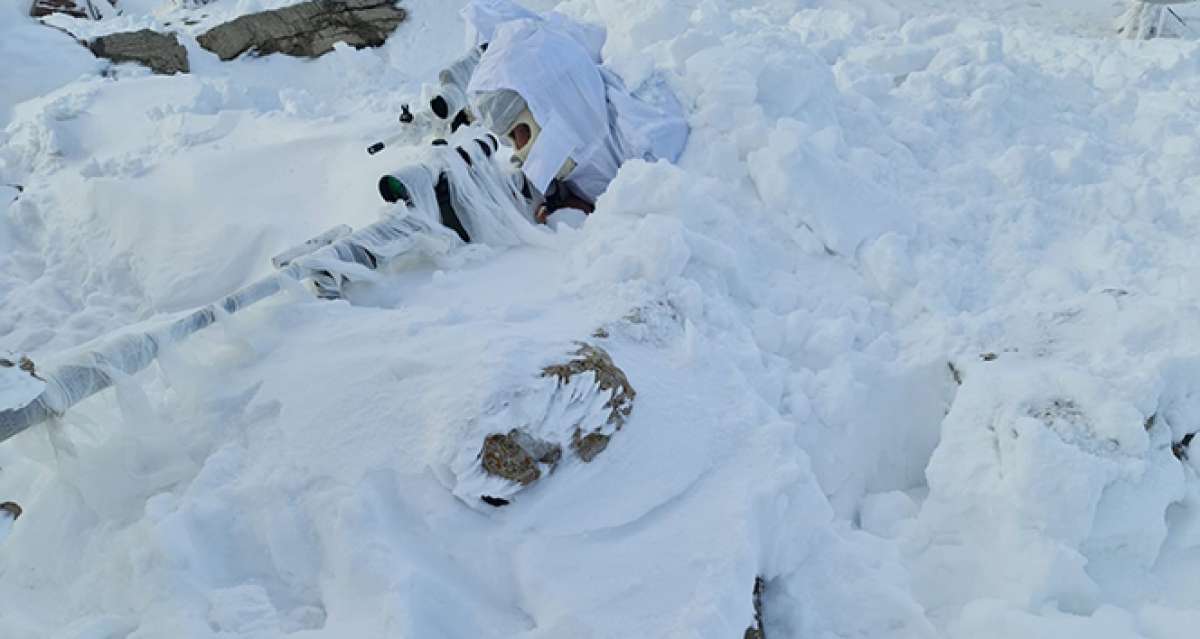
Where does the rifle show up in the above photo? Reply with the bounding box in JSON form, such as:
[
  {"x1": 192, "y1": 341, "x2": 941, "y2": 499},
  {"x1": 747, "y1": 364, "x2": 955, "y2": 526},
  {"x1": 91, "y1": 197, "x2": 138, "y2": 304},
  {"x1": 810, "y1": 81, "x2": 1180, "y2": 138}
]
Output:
[
  {"x1": 366, "y1": 47, "x2": 483, "y2": 155},
  {"x1": 0, "y1": 132, "x2": 524, "y2": 444}
]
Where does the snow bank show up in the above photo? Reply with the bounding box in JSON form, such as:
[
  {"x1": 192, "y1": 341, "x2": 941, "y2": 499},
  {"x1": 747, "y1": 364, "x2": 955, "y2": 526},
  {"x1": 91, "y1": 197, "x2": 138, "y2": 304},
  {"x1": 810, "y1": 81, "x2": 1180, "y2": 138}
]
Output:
[
  {"x1": 0, "y1": 2, "x2": 103, "y2": 126},
  {"x1": 4, "y1": 0, "x2": 1200, "y2": 637}
]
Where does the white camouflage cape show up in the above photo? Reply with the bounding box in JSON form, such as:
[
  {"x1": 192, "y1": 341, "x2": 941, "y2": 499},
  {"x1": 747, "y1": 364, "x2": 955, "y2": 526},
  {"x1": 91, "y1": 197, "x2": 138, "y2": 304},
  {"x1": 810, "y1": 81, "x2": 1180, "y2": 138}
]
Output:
[{"x1": 462, "y1": 0, "x2": 689, "y2": 200}]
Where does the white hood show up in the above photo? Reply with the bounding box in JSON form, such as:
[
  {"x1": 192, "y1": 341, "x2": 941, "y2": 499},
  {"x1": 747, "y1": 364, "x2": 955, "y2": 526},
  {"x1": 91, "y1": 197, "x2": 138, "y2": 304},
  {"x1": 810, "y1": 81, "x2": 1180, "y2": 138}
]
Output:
[
  {"x1": 461, "y1": 0, "x2": 605, "y2": 60},
  {"x1": 468, "y1": 18, "x2": 610, "y2": 194}
]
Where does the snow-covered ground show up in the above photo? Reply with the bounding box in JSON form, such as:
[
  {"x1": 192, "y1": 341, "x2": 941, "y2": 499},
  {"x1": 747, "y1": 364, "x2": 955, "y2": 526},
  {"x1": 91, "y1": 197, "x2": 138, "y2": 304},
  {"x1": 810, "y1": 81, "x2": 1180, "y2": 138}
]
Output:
[{"x1": 5, "y1": 0, "x2": 1200, "y2": 636}]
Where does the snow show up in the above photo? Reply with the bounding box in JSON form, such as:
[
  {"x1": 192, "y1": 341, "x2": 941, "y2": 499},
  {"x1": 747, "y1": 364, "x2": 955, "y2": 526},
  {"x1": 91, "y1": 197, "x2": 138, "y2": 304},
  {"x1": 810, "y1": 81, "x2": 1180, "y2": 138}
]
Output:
[
  {"x1": 4, "y1": 0, "x2": 1200, "y2": 637},
  {"x1": 0, "y1": 509, "x2": 14, "y2": 546},
  {"x1": 0, "y1": 353, "x2": 46, "y2": 412},
  {"x1": 0, "y1": 2, "x2": 103, "y2": 126}
]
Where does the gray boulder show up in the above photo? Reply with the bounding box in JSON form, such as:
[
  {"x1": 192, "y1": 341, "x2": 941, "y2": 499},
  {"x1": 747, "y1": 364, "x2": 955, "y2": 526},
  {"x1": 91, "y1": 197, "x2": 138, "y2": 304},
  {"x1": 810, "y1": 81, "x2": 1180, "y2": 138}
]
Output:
[
  {"x1": 197, "y1": 0, "x2": 407, "y2": 61},
  {"x1": 89, "y1": 30, "x2": 190, "y2": 75},
  {"x1": 30, "y1": 0, "x2": 97, "y2": 19}
]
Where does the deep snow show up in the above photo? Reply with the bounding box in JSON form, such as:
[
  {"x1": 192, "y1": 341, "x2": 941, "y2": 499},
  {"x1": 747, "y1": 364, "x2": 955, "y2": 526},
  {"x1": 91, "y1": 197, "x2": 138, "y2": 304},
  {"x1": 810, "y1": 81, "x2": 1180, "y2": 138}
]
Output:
[{"x1": 4, "y1": 0, "x2": 1200, "y2": 637}]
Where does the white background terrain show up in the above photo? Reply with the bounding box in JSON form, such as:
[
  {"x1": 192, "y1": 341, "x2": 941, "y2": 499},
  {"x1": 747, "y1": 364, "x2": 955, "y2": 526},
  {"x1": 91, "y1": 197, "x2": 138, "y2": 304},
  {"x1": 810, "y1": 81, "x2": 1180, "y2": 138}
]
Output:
[{"x1": 4, "y1": 0, "x2": 1200, "y2": 637}]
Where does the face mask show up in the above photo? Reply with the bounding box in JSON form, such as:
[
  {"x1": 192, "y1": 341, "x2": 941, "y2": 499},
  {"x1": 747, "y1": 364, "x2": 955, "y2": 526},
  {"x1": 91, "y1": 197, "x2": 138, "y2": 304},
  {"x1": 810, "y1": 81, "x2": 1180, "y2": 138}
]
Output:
[
  {"x1": 505, "y1": 108, "x2": 540, "y2": 166},
  {"x1": 505, "y1": 108, "x2": 575, "y2": 180}
]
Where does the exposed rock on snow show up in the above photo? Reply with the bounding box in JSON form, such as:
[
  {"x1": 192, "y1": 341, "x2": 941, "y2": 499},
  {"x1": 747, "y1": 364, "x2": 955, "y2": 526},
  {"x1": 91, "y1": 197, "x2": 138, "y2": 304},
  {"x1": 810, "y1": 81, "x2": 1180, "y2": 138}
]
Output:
[
  {"x1": 0, "y1": 502, "x2": 21, "y2": 546},
  {"x1": 29, "y1": 0, "x2": 100, "y2": 19},
  {"x1": 196, "y1": 0, "x2": 408, "y2": 61},
  {"x1": 480, "y1": 429, "x2": 561, "y2": 486},
  {"x1": 462, "y1": 343, "x2": 636, "y2": 506},
  {"x1": 571, "y1": 429, "x2": 609, "y2": 462},
  {"x1": 1173, "y1": 432, "x2": 1196, "y2": 461},
  {"x1": 543, "y1": 343, "x2": 636, "y2": 431},
  {"x1": 745, "y1": 576, "x2": 766, "y2": 639},
  {"x1": 552, "y1": 342, "x2": 636, "y2": 462},
  {"x1": 0, "y1": 502, "x2": 23, "y2": 521},
  {"x1": 0, "y1": 354, "x2": 41, "y2": 379},
  {"x1": 590, "y1": 300, "x2": 686, "y2": 347},
  {"x1": 89, "y1": 30, "x2": 190, "y2": 75},
  {"x1": 0, "y1": 354, "x2": 45, "y2": 412}
]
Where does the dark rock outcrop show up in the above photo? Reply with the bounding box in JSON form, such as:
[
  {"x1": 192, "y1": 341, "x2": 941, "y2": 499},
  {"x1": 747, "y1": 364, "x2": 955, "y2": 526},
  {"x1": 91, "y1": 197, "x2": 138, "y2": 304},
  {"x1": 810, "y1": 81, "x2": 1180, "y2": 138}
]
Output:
[
  {"x1": 196, "y1": 0, "x2": 407, "y2": 61},
  {"x1": 0, "y1": 502, "x2": 22, "y2": 521},
  {"x1": 30, "y1": 0, "x2": 98, "y2": 19},
  {"x1": 1173, "y1": 432, "x2": 1196, "y2": 461},
  {"x1": 89, "y1": 30, "x2": 190, "y2": 75},
  {"x1": 744, "y1": 577, "x2": 766, "y2": 639}
]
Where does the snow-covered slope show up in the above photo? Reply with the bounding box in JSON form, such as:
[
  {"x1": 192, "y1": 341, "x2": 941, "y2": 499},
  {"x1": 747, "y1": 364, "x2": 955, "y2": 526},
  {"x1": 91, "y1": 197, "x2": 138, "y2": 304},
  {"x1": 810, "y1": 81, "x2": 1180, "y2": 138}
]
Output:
[{"x1": 4, "y1": 0, "x2": 1200, "y2": 637}]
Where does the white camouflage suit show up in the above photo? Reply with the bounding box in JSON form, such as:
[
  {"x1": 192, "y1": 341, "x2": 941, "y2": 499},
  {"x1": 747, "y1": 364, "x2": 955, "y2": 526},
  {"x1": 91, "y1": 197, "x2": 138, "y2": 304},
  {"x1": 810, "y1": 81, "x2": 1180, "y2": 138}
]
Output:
[{"x1": 460, "y1": 0, "x2": 689, "y2": 204}]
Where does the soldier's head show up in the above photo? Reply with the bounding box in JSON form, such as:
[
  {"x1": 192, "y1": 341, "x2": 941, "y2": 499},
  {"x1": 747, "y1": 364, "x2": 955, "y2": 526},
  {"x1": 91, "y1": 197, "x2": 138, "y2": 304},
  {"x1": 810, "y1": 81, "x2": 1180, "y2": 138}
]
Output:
[
  {"x1": 474, "y1": 89, "x2": 538, "y2": 166},
  {"x1": 474, "y1": 88, "x2": 578, "y2": 185}
]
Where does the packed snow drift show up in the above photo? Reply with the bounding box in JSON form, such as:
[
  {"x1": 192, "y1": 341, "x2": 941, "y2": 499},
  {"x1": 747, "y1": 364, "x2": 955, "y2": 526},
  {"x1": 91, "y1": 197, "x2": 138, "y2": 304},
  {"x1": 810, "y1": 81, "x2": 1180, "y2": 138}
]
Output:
[{"x1": 4, "y1": 0, "x2": 1200, "y2": 637}]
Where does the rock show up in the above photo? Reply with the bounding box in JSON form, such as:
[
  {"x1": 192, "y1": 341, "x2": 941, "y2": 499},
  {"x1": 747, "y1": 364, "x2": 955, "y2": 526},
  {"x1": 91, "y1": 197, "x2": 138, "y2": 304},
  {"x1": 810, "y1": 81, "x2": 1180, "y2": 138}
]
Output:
[
  {"x1": 542, "y1": 343, "x2": 636, "y2": 432},
  {"x1": 744, "y1": 577, "x2": 766, "y2": 639},
  {"x1": 0, "y1": 502, "x2": 22, "y2": 521},
  {"x1": 592, "y1": 299, "x2": 684, "y2": 346},
  {"x1": 478, "y1": 344, "x2": 633, "y2": 483},
  {"x1": 0, "y1": 502, "x2": 20, "y2": 545},
  {"x1": 0, "y1": 352, "x2": 46, "y2": 412},
  {"x1": 571, "y1": 429, "x2": 609, "y2": 462},
  {"x1": 460, "y1": 342, "x2": 635, "y2": 507},
  {"x1": 30, "y1": 0, "x2": 96, "y2": 19},
  {"x1": 89, "y1": 30, "x2": 190, "y2": 75},
  {"x1": 1173, "y1": 432, "x2": 1196, "y2": 461},
  {"x1": 197, "y1": 0, "x2": 407, "y2": 61},
  {"x1": 0, "y1": 354, "x2": 41, "y2": 379},
  {"x1": 480, "y1": 432, "x2": 538, "y2": 486},
  {"x1": 479, "y1": 430, "x2": 561, "y2": 486}
]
